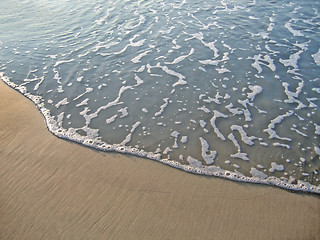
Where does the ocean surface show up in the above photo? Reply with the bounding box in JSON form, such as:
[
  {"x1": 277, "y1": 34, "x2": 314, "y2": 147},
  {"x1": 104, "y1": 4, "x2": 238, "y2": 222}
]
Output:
[{"x1": 1, "y1": 0, "x2": 319, "y2": 193}]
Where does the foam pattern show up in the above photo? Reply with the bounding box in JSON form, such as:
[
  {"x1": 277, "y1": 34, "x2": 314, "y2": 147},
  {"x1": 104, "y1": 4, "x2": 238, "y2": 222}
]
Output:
[{"x1": 0, "y1": 0, "x2": 319, "y2": 194}]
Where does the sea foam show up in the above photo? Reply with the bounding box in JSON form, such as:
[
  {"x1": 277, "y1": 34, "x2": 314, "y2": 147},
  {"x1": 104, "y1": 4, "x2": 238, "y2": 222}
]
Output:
[{"x1": 0, "y1": 0, "x2": 319, "y2": 194}]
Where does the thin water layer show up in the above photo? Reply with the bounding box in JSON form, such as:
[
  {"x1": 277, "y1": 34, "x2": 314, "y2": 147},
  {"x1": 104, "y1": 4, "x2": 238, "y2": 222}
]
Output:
[{"x1": 0, "y1": 0, "x2": 319, "y2": 193}]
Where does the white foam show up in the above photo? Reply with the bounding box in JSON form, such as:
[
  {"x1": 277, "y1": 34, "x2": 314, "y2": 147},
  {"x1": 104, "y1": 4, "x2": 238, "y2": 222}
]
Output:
[
  {"x1": 131, "y1": 50, "x2": 151, "y2": 63},
  {"x1": 53, "y1": 68, "x2": 61, "y2": 84},
  {"x1": 202, "y1": 92, "x2": 222, "y2": 104},
  {"x1": 210, "y1": 110, "x2": 228, "y2": 140},
  {"x1": 315, "y1": 124, "x2": 320, "y2": 135},
  {"x1": 267, "y1": 16, "x2": 275, "y2": 32},
  {"x1": 263, "y1": 111, "x2": 293, "y2": 141},
  {"x1": 247, "y1": 85, "x2": 262, "y2": 101},
  {"x1": 233, "y1": 164, "x2": 240, "y2": 169},
  {"x1": 181, "y1": 136, "x2": 188, "y2": 144},
  {"x1": 231, "y1": 152, "x2": 249, "y2": 161},
  {"x1": 198, "y1": 106, "x2": 211, "y2": 113},
  {"x1": 226, "y1": 103, "x2": 243, "y2": 115},
  {"x1": 98, "y1": 83, "x2": 107, "y2": 90},
  {"x1": 94, "y1": 6, "x2": 115, "y2": 26},
  {"x1": 228, "y1": 133, "x2": 249, "y2": 161},
  {"x1": 216, "y1": 68, "x2": 230, "y2": 74},
  {"x1": 231, "y1": 125, "x2": 257, "y2": 145},
  {"x1": 33, "y1": 76, "x2": 44, "y2": 91},
  {"x1": 106, "y1": 114, "x2": 117, "y2": 124},
  {"x1": 76, "y1": 98, "x2": 89, "y2": 107},
  {"x1": 127, "y1": 14, "x2": 146, "y2": 29},
  {"x1": 280, "y1": 50, "x2": 303, "y2": 70},
  {"x1": 186, "y1": 156, "x2": 203, "y2": 167},
  {"x1": 293, "y1": 41, "x2": 309, "y2": 51},
  {"x1": 56, "y1": 85, "x2": 64, "y2": 93},
  {"x1": 73, "y1": 87, "x2": 93, "y2": 101},
  {"x1": 306, "y1": 98, "x2": 318, "y2": 108},
  {"x1": 163, "y1": 147, "x2": 172, "y2": 155},
  {"x1": 199, "y1": 67, "x2": 206, "y2": 72},
  {"x1": 54, "y1": 58, "x2": 74, "y2": 67},
  {"x1": 148, "y1": 62, "x2": 187, "y2": 87},
  {"x1": 199, "y1": 120, "x2": 209, "y2": 133},
  {"x1": 249, "y1": 54, "x2": 276, "y2": 74},
  {"x1": 164, "y1": 48, "x2": 194, "y2": 65},
  {"x1": 154, "y1": 98, "x2": 169, "y2": 117},
  {"x1": 81, "y1": 85, "x2": 133, "y2": 126},
  {"x1": 311, "y1": 49, "x2": 320, "y2": 66},
  {"x1": 171, "y1": 131, "x2": 180, "y2": 148},
  {"x1": 291, "y1": 127, "x2": 308, "y2": 137},
  {"x1": 199, "y1": 59, "x2": 219, "y2": 66},
  {"x1": 199, "y1": 120, "x2": 207, "y2": 128},
  {"x1": 199, "y1": 137, "x2": 216, "y2": 165},
  {"x1": 135, "y1": 65, "x2": 145, "y2": 73},
  {"x1": 273, "y1": 142, "x2": 290, "y2": 149},
  {"x1": 56, "y1": 112, "x2": 64, "y2": 127},
  {"x1": 76, "y1": 76, "x2": 83, "y2": 82},
  {"x1": 282, "y1": 81, "x2": 306, "y2": 110},
  {"x1": 55, "y1": 98, "x2": 69, "y2": 108},
  {"x1": 171, "y1": 39, "x2": 181, "y2": 50},
  {"x1": 161, "y1": 65, "x2": 187, "y2": 87},
  {"x1": 119, "y1": 121, "x2": 141, "y2": 146},
  {"x1": 93, "y1": 40, "x2": 120, "y2": 52},
  {"x1": 312, "y1": 87, "x2": 320, "y2": 94},
  {"x1": 269, "y1": 162, "x2": 285, "y2": 172},
  {"x1": 103, "y1": 35, "x2": 146, "y2": 56},
  {"x1": 237, "y1": 99, "x2": 252, "y2": 122},
  {"x1": 250, "y1": 168, "x2": 268, "y2": 179},
  {"x1": 285, "y1": 21, "x2": 304, "y2": 37}
]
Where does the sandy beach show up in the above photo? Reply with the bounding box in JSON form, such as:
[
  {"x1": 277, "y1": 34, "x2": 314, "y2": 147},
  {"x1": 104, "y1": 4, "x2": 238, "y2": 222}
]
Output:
[{"x1": 0, "y1": 79, "x2": 319, "y2": 239}]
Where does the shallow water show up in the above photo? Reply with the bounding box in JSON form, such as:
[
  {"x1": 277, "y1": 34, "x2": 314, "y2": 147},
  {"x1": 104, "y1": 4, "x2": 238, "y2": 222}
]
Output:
[{"x1": 1, "y1": 0, "x2": 319, "y2": 193}]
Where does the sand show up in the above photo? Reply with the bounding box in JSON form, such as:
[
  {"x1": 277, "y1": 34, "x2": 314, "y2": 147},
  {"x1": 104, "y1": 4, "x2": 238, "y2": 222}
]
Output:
[{"x1": 0, "y1": 79, "x2": 319, "y2": 240}]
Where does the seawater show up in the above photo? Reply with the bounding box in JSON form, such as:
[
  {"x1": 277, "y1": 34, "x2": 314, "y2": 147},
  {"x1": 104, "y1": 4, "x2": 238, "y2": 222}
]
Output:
[{"x1": 1, "y1": 0, "x2": 319, "y2": 193}]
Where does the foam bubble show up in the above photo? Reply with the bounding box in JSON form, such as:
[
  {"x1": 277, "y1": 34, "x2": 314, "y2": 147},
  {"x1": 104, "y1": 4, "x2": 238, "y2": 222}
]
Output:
[
  {"x1": 263, "y1": 111, "x2": 293, "y2": 141},
  {"x1": 230, "y1": 125, "x2": 257, "y2": 145},
  {"x1": 55, "y1": 98, "x2": 69, "y2": 108},
  {"x1": 187, "y1": 156, "x2": 203, "y2": 167},
  {"x1": 131, "y1": 50, "x2": 151, "y2": 64},
  {"x1": 228, "y1": 133, "x2": 249, "y2": 161},
  {"x1": 311, "y1": 49, "x2": 320, "y2": 66},
  {"x1": 269, "y1": 162, "x2": 285, "y2": 172},
  {"x1": 285, "y1": 21, "x2": 304, "y2": 37},
  {"x1": 106, "y1": 114, "x2": 117, "y2": 124},
  {"x1": 181, "y1": 136, "x2": 188, "y2": 144},
  {"x1": 164, "y1": 48, "x2": 194, "y2": 65},
  {"x1": 210, "y1": 110, "x2": 228, "y2": 140},
  {"x1": 199, "y1": 137, "x2": 216, "y2": 165}
]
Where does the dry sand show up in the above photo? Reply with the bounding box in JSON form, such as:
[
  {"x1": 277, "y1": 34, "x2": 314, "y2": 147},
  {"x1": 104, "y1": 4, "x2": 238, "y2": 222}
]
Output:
[{"x1": 0, "y1": 80, "x2": 319, "y2": 240}]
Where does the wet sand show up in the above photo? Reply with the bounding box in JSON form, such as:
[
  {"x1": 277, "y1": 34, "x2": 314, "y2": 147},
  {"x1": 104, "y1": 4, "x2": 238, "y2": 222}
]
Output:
[{"x1": 0, "y1": 79, "x2": 319, "y2": 240}]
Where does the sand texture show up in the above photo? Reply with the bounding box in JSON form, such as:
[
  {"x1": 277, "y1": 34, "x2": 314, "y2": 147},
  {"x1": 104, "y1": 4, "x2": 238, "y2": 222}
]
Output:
[{"x1": 0, "y1": 80, "x2": 319, "y2": 239}]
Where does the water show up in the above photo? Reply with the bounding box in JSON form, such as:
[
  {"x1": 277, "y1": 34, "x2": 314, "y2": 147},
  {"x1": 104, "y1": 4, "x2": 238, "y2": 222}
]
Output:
[{"x1": 1, "y1": 0, "x2": 319, "y2": 193}]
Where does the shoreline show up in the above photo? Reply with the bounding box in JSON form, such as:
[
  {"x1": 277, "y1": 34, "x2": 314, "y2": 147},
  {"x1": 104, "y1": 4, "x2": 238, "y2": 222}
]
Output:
[
  {"x1": 1, "y1": 72, "x2": 319, "y2": 195},
  {"x1": 0, "y1": 79, "x2": 319, "y2": 239}
]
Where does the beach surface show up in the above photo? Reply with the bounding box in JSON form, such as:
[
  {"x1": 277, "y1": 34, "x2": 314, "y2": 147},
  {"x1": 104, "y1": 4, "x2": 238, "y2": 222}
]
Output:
[{"x1": 0, "y1": 79, "x2": 319, "y2": 240}]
